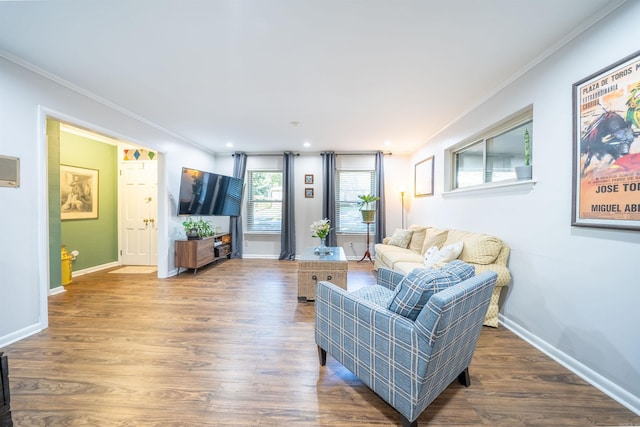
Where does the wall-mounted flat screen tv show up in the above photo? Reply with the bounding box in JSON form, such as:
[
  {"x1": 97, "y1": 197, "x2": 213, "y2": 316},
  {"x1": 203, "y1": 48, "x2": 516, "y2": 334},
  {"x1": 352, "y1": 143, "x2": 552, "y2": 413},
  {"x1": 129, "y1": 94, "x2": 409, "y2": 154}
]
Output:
[{"x1": 178, "y1": 167, "x2": 244, "y2": 216}]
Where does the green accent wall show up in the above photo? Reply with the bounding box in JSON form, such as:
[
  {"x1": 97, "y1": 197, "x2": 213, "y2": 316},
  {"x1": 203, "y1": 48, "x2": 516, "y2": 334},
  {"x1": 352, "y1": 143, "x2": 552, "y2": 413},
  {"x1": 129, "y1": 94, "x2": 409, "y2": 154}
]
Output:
[
  {"x1": 60, "y1": 131, "x2": 118, "y2": 272},
  {"x1": 47, "y1": 119, "x2": 62, "y2": 289}
]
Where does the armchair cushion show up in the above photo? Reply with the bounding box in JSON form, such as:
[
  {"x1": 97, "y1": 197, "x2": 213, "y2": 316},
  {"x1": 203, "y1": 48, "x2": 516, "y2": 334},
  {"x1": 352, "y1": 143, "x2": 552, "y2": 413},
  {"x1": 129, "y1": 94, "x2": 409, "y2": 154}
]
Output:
[
  {"x1": 387, "y1": 260, "x2": 475, "y2": 320},
  {"x1": 350, "y1": 285, "x2": 395, "y2": 306}
]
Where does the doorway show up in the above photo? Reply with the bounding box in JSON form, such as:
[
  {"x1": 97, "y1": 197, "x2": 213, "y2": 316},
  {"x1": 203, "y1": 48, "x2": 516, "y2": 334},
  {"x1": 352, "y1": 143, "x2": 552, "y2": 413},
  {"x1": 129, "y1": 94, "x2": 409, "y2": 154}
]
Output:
[
  {"x1": 120, "y1": 159, "x2": 158, "y2": 265},
  {"x1": 50, "y1": 121, "x2": 158, "y2": 279}
]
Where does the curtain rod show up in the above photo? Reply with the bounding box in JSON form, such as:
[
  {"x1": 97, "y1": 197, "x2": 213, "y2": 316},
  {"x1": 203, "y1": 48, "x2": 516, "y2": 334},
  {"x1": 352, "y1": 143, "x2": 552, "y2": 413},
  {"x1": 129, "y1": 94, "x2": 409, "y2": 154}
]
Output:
[
  {"x1": 322, "y1": 151, "x2": 392, "y2": 156},
  {"x1": 230, "y1": 151, "x2": 391, "y2": 156},
  {"x1": 231, "y1": 153, "x2": 300, "y2": 157}
]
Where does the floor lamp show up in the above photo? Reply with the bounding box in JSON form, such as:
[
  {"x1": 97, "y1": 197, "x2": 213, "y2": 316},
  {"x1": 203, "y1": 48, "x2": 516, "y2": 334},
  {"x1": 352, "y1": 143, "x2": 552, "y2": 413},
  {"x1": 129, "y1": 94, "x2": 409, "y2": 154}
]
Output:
[{"x1": 398, "y1": 186, "x2": 406, "y2": 229}]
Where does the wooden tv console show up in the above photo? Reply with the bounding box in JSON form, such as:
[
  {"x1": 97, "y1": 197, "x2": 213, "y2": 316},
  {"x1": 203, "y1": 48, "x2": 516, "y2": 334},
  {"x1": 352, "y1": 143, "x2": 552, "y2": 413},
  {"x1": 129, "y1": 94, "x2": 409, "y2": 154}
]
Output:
[{"x1": 175, "y1": 233, "x2": 231, "y2": 276}]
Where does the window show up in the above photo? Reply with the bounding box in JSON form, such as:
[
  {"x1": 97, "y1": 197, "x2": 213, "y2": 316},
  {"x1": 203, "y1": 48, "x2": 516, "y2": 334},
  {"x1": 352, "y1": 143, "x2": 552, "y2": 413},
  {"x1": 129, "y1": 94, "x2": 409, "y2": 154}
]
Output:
[
  {"x1": 246, "y1": 170, "x2": 282, "y2": 232},
  {"x1": 452, "y1": 112, "x2": 533, "y2": 189},
  {"x1": 335, "y1": 170, "x2": 376, "y2": 233}
]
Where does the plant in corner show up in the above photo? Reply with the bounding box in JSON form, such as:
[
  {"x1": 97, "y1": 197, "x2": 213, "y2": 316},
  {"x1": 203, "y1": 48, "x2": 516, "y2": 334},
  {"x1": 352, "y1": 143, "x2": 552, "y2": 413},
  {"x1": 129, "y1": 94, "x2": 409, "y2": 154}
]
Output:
[
  {"x1": 182, "y1": 217, "x2": 215, "y2": 240},
  {"x1": 357, "y1": 194, "x2": 380, "y2": 222}
]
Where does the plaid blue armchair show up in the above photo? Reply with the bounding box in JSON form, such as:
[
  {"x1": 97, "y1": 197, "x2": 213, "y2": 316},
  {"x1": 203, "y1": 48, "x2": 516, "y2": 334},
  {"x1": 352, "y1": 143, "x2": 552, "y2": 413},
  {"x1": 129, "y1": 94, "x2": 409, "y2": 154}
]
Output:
[{"x1": 315, "y1": 266, "x2": 498, "y2": 427}]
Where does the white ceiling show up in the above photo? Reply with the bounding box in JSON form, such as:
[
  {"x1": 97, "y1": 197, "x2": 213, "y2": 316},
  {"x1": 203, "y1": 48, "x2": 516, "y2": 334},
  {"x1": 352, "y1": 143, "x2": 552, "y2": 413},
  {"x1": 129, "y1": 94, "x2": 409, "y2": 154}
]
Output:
[{"x1": 0, "y1": 0, "x2": 624, "y2": 155}]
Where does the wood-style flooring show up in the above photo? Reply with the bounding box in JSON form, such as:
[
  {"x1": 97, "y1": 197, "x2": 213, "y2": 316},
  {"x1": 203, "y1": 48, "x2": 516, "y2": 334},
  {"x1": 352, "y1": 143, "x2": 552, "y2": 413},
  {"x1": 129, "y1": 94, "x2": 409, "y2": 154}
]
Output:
[{"x1": 2, "y1": 259, "x2": 639, "y2": 426}]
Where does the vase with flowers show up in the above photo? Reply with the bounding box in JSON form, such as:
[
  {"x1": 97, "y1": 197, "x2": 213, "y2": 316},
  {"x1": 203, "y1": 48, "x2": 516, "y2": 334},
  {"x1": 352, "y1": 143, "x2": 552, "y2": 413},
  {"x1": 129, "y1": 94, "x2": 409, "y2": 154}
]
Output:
[{"x1": 310, "y1": 218, "x2": 332, "y2": 255}]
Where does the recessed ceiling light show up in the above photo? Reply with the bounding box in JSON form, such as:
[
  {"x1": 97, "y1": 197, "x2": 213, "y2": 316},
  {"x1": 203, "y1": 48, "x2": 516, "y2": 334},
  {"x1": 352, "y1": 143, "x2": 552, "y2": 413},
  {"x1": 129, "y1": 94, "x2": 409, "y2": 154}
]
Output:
[
  {"x1": 303, "y1": 141, "x2": 311, "y2": 147},
  {"x1": 226, "y1": 142, "x2": 233, "y2": 148},
  {"x1": 384, "y1": 140, "x2": 392, "y2": 146}
]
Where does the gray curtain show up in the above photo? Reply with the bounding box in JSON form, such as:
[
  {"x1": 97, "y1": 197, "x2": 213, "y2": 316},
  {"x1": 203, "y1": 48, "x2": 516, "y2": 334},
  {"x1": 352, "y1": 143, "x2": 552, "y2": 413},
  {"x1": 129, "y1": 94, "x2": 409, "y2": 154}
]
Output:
[
  {"x1": 229, "y1": 152, "x2": 247, "y2": 258},
  {"x1": 375, "y1": 151, "x2": 386, "y2": 244},
  {"x1": 279, "y1": 152, "x2": 296, "y2": 260},
  {"x1": 321, "y1": 152, "x2": 337, "y2": 247}
]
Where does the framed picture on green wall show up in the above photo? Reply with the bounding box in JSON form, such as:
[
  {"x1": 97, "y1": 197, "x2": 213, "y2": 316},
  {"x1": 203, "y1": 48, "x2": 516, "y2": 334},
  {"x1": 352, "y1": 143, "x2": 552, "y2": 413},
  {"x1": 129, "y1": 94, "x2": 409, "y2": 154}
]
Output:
[{"x1": 60, "y1": 164, "x2": 98, "y2": 220}]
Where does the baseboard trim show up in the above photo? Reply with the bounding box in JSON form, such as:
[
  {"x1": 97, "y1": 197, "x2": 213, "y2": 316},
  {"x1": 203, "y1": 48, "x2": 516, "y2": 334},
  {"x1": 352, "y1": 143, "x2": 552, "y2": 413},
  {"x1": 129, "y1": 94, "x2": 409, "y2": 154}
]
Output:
[
  {"x1": 72, "y1": 261, "x2": 119, "y2": 277},
  {"x1": 0, "y1": 323, "x2": 44, "y2": 348},
  {"x1": 48, "y1": 286, "x2": 66, "y2": 296},
  {"x1": 499, "y1": 314, "x2": 640, "y2": 416},
  {"x1": 242, "y1": 254, "x2": 280, "y2": 260}
]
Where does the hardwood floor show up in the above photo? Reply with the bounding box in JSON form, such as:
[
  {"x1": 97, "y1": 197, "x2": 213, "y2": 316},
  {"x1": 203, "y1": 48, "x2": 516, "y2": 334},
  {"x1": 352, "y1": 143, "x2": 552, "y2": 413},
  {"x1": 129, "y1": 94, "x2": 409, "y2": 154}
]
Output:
[{"x1": 2, "y1": 259, "x2": 639, "y2": 426}]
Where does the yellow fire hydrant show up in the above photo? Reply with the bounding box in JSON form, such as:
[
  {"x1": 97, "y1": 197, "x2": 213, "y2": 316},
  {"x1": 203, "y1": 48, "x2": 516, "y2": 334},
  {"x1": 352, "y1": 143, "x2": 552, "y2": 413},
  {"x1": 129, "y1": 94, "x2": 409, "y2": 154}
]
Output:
[{"x1": 61, "y1": 245, "x2": 73, "y2": 285}]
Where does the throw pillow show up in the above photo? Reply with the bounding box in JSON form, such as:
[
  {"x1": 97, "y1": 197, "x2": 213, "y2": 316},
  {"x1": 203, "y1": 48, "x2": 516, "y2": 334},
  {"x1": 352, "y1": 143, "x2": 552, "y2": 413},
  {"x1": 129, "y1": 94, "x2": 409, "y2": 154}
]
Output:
[
  {"x1": 408, "y1": 226, "x2": 427, "y2": 253},
  {"x1": 443, "y1": 229, "x2": 503, "y2": 265},
  {"x1": 420, "y1": 228, "x2": 449, "y2": 254},
  {"x1": 387, "y1": 260, "x2": 474, "y2": 320},
  {"x1": 387, "y1": 228, "x2": 413, "y2": 248},
  {"x1": 423, "y1": 241, "x2": 464, "y2": 268}
]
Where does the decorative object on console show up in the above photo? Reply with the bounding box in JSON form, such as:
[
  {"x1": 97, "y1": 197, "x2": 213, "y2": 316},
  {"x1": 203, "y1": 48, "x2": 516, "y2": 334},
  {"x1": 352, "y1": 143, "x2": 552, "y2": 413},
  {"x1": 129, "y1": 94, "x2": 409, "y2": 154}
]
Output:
[{"x1": 182, "y1": 217, "x2": 215, "y2": 240}]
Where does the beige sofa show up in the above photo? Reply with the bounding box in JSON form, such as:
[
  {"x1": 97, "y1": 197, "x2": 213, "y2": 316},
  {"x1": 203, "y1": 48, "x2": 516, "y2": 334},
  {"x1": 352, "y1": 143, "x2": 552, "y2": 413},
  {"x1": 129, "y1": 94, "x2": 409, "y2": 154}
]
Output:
[{"x1": 374, "y1": 225, "x2": 511, "y2": 327}]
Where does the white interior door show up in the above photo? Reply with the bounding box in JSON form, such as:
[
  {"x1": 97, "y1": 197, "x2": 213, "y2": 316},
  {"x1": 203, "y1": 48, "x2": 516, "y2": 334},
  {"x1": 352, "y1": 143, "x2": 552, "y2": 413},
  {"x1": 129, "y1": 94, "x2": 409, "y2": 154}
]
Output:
[{"x1": 121, "y1": 161, "x2": 157, "y2": 265}]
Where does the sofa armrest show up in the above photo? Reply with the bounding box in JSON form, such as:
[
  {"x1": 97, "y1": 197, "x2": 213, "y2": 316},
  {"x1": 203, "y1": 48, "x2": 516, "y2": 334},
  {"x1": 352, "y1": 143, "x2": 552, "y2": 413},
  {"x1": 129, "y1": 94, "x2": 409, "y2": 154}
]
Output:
[
  {"x1": 376, "y1": 267, "x2": 405, "y2": 291},
  {"x1": 474, "y1": 264, "x2": 511, "y2": 288}
]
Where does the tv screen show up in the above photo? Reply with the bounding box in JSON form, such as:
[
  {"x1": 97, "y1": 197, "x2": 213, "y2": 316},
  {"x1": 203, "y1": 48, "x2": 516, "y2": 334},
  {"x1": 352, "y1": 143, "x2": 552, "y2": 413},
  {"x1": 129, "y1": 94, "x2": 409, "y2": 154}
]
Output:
[{"x1": 178, "y1": 167, "x2": 244, "y2": 216}]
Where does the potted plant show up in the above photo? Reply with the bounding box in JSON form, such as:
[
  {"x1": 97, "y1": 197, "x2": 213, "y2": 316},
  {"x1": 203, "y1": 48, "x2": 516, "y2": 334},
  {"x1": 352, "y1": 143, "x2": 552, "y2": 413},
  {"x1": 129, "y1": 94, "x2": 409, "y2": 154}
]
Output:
[
  {"x1": 182, "y1": 217, "x2": 215, "y2": 240},
  {"x1": 357, "y1": 194, "x2": 380, "y2": 222},
  {"x1": 515, "y1": 129, "x2": 532, "y2": 180}
]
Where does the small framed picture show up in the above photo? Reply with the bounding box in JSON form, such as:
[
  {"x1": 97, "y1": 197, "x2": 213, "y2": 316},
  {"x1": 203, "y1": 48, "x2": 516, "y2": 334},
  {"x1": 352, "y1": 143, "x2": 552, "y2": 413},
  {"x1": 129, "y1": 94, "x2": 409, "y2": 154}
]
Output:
[
  {"x1": 60, "y1": 164, "x2": 99, "y2": 220},
  {"x1": 305, "y1": 188, "x2": 314, "y2": 198},
  {"x1": 304, "y1": 174, "x2": 314, "y2": 184},
  {"x1": 414, "y1": 156, "x2": 434, "y2": 197}
]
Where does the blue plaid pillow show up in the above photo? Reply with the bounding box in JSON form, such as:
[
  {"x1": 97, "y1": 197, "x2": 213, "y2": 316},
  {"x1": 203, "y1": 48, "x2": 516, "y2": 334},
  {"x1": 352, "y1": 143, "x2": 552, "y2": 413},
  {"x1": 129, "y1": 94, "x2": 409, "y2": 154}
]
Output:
[{"x1": 387, "y1": 260, "x2": 475, "y2": 320}]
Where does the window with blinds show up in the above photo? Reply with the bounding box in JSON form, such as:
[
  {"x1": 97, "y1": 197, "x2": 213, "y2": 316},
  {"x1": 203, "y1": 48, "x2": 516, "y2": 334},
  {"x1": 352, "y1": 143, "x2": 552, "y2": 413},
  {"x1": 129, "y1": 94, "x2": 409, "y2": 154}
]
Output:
[
  {"x1": 336, "y1": 170, "x2": 376, "y2": 234},
  {"x1": 246, "y1": 170, "x2": 282, "y2": 232}
]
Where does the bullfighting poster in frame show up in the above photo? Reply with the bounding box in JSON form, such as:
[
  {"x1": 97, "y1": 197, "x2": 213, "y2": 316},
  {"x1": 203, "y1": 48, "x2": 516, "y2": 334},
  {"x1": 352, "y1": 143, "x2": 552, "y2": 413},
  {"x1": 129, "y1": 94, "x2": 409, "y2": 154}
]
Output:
[{"x1": 572, "y1": 49, "x2": 640, "y2": 230}]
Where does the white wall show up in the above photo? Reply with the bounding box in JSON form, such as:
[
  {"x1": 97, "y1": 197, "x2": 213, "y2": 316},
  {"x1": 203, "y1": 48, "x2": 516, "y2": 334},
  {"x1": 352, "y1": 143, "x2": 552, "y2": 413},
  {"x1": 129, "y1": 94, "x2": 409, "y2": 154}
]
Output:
[
  {"x1": 0, "y1": 56, "x2": 216, "y2": 346},
  {"x1": 407, "y1": 2, "x2": 640, "y2": 413}
]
